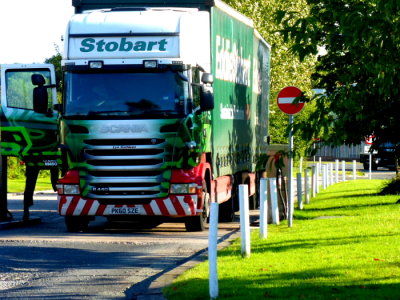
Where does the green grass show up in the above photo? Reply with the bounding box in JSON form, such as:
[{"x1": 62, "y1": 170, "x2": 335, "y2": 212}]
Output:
[
  {"x1": 164, "y1": 180, "x2": 400, "y2": 299},
  {"x1": 7, "y1": 177, "x2": 53, "y2": 193}
]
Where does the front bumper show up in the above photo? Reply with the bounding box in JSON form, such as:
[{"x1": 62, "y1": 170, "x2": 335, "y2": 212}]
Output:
[{"x1": 58, "y1": 194, "x2": 201, "y2": 217}]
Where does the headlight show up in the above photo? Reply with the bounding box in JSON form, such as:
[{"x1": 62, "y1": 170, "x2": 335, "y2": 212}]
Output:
[
  {"x1": 170, "y1": 183, "x2": 197, "y2": 194},
  {"x1": 57, "y1": 184, "x2": 80, "y2": 195}
]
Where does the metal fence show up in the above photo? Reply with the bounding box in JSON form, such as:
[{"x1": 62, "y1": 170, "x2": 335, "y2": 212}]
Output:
[{"x1": 314, "y1": 144, "x2": 362, "y2": 160}]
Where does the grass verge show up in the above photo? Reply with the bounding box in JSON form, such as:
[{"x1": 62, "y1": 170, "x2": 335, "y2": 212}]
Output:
[
  {"x1": 164, "y1": 180, "x2": 400, "y2": 299},
  {"x1": 7, "y1": 178, "x2": 53, "y2": 193}
]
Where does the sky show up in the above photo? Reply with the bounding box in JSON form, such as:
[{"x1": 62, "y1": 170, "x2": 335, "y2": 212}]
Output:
[{"x1": 0, "y1": 0, "x2": 74, "y2": 64}]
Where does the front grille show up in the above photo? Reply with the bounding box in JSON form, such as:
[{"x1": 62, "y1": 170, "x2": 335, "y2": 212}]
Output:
[
  {"x1": 84, "y1": 138, "x2": 165, "y2": 146},
  {"x1": 86, "y1": 159, "x2": 163, "y2": 166},
  {"x1": 82, "y1": 136, "x2": 174, "y2": 202},
  {"x1": 85, "y1": 149, "x2": 164, "y2": 156}
]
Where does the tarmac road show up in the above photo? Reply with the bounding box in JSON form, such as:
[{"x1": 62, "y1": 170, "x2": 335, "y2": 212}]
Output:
[{"x1": 0, "y1": 193, "x2": 241, "y2": 300}]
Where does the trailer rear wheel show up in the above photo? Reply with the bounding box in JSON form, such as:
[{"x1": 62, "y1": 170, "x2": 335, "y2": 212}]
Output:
[
  {"x1": 65, "y1": 216, "x2": 90, "y2": 232},
  {"x1": 185, "y1": 184, "x2": 210, "y2": 232},
  {"x1": 219, "y1": 198, "x2": 235, "y2": 222}
]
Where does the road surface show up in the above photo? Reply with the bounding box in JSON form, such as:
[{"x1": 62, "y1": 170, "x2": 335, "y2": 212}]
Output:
[{"x1": 0, "y1": 193, "x2": 240, "y2": 299}]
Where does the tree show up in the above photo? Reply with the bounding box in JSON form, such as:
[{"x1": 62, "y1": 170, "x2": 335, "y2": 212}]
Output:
[
  {"x1": 224, "y1": 0, "x2": 316, "y2": 156},
  {"x1": 277, "y1": 0, "x2": 400, "y2": 171},
  {"x1": 44, "y1": 44, "x2": 63, "y2": 93}
]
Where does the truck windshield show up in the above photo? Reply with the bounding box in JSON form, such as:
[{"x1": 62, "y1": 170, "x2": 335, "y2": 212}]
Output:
[{"x1": 64, "y1": 70, "x2": 188, "y2": 118}]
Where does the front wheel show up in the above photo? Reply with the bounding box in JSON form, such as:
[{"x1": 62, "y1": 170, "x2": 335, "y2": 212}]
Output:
[{"x1": 185, "y1": 184, "x2": 210, "y2": 232}]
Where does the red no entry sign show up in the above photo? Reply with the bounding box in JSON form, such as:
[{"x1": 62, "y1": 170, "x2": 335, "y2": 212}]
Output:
[
  {"x1": 277, "y1": 86, "x2": 304, "y2": 115},
  {"x1": 365, "y1": 135, "x2": 375, "y2": 145}
]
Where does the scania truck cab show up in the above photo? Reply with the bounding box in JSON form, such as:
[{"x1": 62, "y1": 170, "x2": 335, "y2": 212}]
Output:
[{"x1": 54, "y1": 0, "x2": 270, "y2": 232}]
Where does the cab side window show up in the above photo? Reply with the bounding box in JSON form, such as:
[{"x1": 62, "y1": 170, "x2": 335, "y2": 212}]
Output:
[
  {"x1": 5, "y1": 70, "x2": 51, "y2": 110},
  {"x1": 191, "y1": 67, "x2": 201, "y2": 108}
]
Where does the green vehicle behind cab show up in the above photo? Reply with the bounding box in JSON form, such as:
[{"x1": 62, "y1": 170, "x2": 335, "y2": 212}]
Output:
[{"x1": 0, "y1": 64, "x2": 59, "y2": 170}]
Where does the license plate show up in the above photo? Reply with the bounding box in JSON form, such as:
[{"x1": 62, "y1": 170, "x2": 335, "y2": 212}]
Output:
[
  {"x1": 110, "y1": 207, "x2": 140, "y2": 215},
  {"x1": 44, "y1": 160, "x2": 58, "y2": 167}
]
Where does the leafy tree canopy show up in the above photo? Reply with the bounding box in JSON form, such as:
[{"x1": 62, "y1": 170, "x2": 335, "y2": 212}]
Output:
[
  {"x1": 277, "y1": 0, "x2": 400, "y2": 159},
  {"x1": 225, "y1": 0, "x2": 316, "y2": 156}
]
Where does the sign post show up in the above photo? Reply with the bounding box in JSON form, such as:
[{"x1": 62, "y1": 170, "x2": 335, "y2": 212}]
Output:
[
  {"x1": 365, "y1": 135, "x2": 375, "y2": 180},
  {"x1": 277, "y1": 86, "x2": 304, "y2": 228}
]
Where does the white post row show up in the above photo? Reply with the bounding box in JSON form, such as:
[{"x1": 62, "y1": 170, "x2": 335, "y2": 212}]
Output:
[
  {"x1": 342, "y1": 160, "x2": 346, "y2": 182},
  {"x1": 269, "y1": 178, "x2": 280, "y2": 225},
  {"x1": 297, "y1": 173, "x2": 303, "y2": 210},
  {"x1": 322, "y1": 164, "x2": 327, "y2": 189},
  {"x1": 239, "y1": 184, "x2": 250, "y2": 257},
  {"x1": 335, "y1": 159, "x2": 339, "y2": 183},
  {"x1": 316, "y1": 162, "x2": 320, "y2": 193},
  {"x1": 311, "y1": 165, "x2": 316, "y2": 198},
  {"x1": 326, "y1": 164, "x2": 331, "y2": 187},
  {"x1": 304, "y1": 168, "x2": 310, "y2": 204},
  {"x1": 369, "y1": 153, "x2": 372, "y2": 180},
  {"x1": 259, "y1": 178, "x2": 268, "y2": 239},
  {"x1": 208, "y1": 202, "x2": 219, "y2": 300}
]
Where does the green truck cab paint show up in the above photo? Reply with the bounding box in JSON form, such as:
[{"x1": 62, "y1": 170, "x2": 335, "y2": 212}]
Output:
[
  {"x1": 0, "y1": 64, "x2": 59, "y2": 167},
  {"x1": 55, "y1": 0, "x2": 271, "y2": 232}
]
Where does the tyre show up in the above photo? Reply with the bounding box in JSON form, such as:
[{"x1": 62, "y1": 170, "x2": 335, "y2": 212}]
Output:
[
  {"x1": 65, "y1": 216, "x2": 90, "y2": 232},
  {"x1": 219, "y1": 198, "x2": 235, "y2": 222},
  {"x1": 185, "y1": 184, "x2": 210, "y2": 232}
]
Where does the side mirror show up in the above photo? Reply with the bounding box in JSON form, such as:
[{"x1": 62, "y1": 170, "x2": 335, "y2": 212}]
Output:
[
  {"x1": 31, "y1": 74, "x2": 46, "y2": 86},
  {"x1": 31, "y1": 74, "x2": 49, "y2": 114},
  {"x1": 201, "y1": 73, "x2": 213, "y2": 84},
  {"x1": 200, "y1": 86, "x2": 214, "y2": 111}
]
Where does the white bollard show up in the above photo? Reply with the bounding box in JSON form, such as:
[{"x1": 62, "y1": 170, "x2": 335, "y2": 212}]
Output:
[
  {"x1": 326, "y1": 164, "x2": 331, "y2": 187},
  {"x1": 297, "y1": 173, "x2": 303, "y2": 209},
  {"x1": 269, "y1": 178, "x2": 280, "y2": 225},
  {"x1": 353, "y1": 160, "x2": 357, "y2": 180},
  {"x1": 335, "y1": 160, "x2": 339, "y2": 183},
  {"x1": 316, "y1": 163, "x2": 320, "y2": 193},
  {"x1": 259, "y1": 178, "x2": 268, "y2": 239},
  {"x1": 311, "y1": 166, "x2": 316, "y2": 198},
  {"x1": 342, "y1": 160, "x2": 346, "y2": 182},
  {"x1": 208, "y1": 202, "x2": 219, "y2": 299},
  {"x1": 369, "y1": 153, "x2": 372, "y2": 180},
  {"x1": 305, "y1": 168, "x2": 310, "y2": 204},
  {"x1": 322, "y1": 165, "x2": 327, "y2": 189},
  {"x1": 299, "y1": 157, "x2": 303, "y2": 174},
  {"x1": 239, "y1": 184, "x2": 250, "y2": 257},
  {"x1": 330, "y1": 163, "x2": 334, "y2": 186}
]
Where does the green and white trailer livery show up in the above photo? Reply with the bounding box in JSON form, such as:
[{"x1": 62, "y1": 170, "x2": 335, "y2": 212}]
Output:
[{"x1": 54, "y1": 0, "x2": 271, "y2": 231}]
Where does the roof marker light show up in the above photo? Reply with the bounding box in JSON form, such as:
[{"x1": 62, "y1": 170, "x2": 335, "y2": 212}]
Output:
[
  {"x1": 89, "y1": 61, "x2": 103, "y2": 69},
  {"x1": 144, "y1": 60, "x2": 158, "y2": 68}
]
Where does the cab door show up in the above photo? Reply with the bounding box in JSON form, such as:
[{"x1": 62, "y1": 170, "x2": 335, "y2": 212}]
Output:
[{"x1": 0, "y1": 64, "x2": 58, "y2": 166}]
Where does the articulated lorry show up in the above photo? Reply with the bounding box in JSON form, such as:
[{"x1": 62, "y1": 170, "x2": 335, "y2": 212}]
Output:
[{"x1": 34, "y1": 0, "x2": 271, "y2": 231}]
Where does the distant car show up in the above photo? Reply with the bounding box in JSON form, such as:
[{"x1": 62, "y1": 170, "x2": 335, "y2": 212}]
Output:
[{"x1": 360, "y1": 142, "x2": 396, "y2": 171}]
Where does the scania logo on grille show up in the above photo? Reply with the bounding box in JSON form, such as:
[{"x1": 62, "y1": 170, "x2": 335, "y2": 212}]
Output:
[{"x1": 100, "y1": 124, "x2": 148, "y2": 133}]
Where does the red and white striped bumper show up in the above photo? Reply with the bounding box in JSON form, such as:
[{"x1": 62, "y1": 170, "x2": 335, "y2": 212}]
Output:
[{"x1": 58, "y1": 195, "x2": 200, "y2": 217}]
